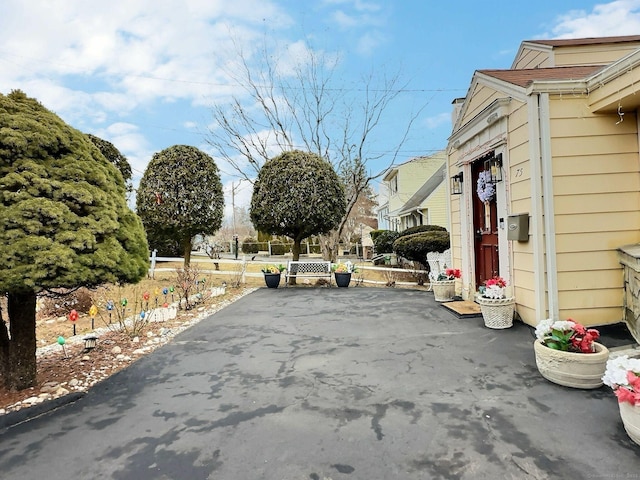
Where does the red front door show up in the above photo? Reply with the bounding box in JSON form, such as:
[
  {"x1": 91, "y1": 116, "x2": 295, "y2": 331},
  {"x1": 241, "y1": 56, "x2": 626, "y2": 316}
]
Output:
[{"x1": 472, "y1": 158, "x2": 499, "y2": 288}]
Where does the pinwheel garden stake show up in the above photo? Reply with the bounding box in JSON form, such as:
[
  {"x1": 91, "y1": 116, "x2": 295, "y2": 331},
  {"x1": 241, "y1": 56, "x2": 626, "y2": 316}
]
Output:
[
  {"x1": 106, "y1": 300, "x2": 114, "y2": 324},
  {"x1": 57, "y1": 336, "x2": 67, "y2": 357},
  {"x1": 69, "y1": 309, "x2": 78, "y2": 336},
  {"x1": 143, "y1": 291, "x2": 150, "y2": 311},
  {"x1": 121, "y1": 298, "x2": 128, "y2": 320},
  {"x1": 89, "y1": 304, "x2": 98, "y2": 330}
]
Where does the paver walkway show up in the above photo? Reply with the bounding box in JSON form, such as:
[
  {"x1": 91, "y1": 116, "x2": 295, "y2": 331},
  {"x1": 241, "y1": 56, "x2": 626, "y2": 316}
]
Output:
[{"x1": 0, "y1": 287, "x2": 638, "y2": 479}]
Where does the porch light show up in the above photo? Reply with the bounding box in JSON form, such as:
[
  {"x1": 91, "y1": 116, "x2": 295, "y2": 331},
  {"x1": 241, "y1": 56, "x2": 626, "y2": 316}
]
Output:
[
  {"x1": 485, "y1": 154, "x2": 503, "y2": 183},
  {"x1": 451, "y1": 172, "x2": 463, "y2": 195}
]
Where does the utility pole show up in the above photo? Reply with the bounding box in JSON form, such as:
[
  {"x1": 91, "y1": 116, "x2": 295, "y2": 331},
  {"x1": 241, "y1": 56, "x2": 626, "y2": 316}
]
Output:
[{"x1": 231, "y1": 181, "x2": 237, "y2": 235}]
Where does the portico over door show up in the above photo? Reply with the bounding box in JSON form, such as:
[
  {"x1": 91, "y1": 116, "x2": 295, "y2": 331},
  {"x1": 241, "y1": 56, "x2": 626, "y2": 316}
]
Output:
[{"x1": 472, "y1": 154, "x2": 499, "y2": 287}]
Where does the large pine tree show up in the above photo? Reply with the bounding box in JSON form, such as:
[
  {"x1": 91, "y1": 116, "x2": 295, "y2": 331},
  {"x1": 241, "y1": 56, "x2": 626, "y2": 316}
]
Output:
[{"x1": 0, "y1": 90, "x2": 149, "y2": 390}]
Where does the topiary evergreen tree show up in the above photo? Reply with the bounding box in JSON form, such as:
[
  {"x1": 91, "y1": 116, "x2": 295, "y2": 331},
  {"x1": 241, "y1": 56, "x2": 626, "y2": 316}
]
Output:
[
  {"x1": 136, "y1": 145, "x2": 224, "y2": 267},
  {"x1": 86, "y1": 134, "x2": 133, "y2": 196},
  {"x1": 393, "y1": 231, "x2": 451, "y2": 267},
  {"x1": 250, "y1": 150, "x2": 346, "y2": 282},
  {"x1": 0, "y1": 90, "x2": 149, "y2": 390}
]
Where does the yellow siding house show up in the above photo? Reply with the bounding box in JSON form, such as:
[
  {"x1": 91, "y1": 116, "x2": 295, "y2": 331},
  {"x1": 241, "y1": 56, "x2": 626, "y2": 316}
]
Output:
[
  {"x1": 381, "y1": 151, "x2": 448, "y2": 231},
  {"x1": 448, "y1": 35, "x2": 640, "y2": 328}
]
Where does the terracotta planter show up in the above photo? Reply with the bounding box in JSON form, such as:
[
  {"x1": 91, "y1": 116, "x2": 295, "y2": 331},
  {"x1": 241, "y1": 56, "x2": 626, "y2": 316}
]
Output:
[
  {"x1": 334, "y1": 272, "x2": 352, "y2": 288},
  {"x1": 476, "y1": 296, "x2": 515, "y2": 329},
  {"x1": 432, "y1": 280, "x2": 455, "y2": 302},
  {"x1": 619, "y1": 401, "x2": 640, "y2": 446},
  {"x1": 533, "y1": 339, "x2": 609, "y2": 389},
  {"x1": 264, "y1": 273, "x2": 281, "y2": 288}
]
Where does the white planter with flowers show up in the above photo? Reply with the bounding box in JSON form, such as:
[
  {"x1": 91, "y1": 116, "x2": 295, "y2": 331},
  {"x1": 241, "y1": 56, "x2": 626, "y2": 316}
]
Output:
[
  {"x1": 476, "y1": 277, "x2": 515, "y2": 329},
  {"x1": 534, "y1": 319, "x2": 609, "y2": 389},
  {"x1": 603, "y1": 355, "x2": 640, "y2": 446},
  {"x1": 431, "y1": 268, "x2": 461, "y2": 302}
]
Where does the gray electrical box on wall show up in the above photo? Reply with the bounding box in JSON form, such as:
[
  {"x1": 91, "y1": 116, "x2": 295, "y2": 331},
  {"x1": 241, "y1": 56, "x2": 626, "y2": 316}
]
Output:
[{"x1": 507, "y1": 213, "x2": 529, "y2": 241}]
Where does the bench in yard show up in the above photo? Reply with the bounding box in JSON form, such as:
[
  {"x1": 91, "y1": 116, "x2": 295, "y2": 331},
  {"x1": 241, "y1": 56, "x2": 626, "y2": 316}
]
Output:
[{"x1": 285, "y1": 261, "x2": 332, "y2": 286}]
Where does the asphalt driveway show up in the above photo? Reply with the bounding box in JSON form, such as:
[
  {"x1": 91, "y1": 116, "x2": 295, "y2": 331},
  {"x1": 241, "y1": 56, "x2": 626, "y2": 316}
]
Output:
[{"x1": 0, "y1": 287, "x2": 638, "y2": 479}]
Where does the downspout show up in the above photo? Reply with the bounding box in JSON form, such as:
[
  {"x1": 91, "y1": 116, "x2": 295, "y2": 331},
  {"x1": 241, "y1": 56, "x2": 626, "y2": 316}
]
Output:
[
  {"x1": 528, "y1": 94, "x2": 547, "y2": 321},
  {"x1": 538, "y1": 93, "x2": 560, "y2": 319}
]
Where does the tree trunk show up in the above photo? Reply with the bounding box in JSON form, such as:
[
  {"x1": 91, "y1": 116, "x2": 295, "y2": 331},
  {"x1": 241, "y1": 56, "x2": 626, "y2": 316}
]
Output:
[
  {"x1": 183, "y1": 237, "x2": 192, "y2": 267},
  {"x1": 0, "y1": 291, "x2": 37, "y2": 390},
  {"x1": 288, "y1": 238, "x2": 302, "y2": 285}
]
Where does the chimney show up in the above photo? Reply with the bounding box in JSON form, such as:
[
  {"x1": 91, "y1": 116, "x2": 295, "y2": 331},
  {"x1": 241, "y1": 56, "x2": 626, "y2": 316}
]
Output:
[{"x1": 451, "y1": 97, "x2": 465, "y2": 128}]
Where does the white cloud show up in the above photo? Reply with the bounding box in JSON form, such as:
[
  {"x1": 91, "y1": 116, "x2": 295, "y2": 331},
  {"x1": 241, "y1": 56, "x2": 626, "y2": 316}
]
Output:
[
  {"x1": 550, "y1": 0, "x2": 640, "y2": 38},
  {"x1": 424, "y1": 112, "x2": 451, "y2": 130}
]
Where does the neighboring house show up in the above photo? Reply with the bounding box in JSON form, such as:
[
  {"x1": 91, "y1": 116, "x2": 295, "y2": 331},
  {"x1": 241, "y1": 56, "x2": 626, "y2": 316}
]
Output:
[
  {"x1": 376, "y1": 183, "x2": 391, "y2": 231},
  {"x1": 447, "y1": 35, "x2": 640, "y2": 328},
  {"x1": 379, "y1": 151, "x2": 448, "y2": 232}
]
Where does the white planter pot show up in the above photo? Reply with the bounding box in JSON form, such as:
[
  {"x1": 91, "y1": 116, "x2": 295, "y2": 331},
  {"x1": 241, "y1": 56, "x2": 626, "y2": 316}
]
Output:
[
  {"x1": 432, "y1": 280, "x2": 455, "y2": 302},
  {"x1": 476, "y1": 296, "x2": 515, "y2": 329},
  {"x1": 619, "y1": 401, "x2": 640, "y2": 447},
  {"x1": 533, "y1": 339, "x2": 609, "y2": 389}
]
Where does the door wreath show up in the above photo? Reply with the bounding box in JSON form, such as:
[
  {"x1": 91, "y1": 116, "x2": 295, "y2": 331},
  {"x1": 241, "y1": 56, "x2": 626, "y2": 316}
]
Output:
[{"x1": 476, "y1": 170, "x2": 495, "y2": 203}]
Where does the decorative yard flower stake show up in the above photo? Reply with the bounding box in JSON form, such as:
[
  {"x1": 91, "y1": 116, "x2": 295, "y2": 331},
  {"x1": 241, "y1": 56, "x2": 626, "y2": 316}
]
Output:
[
  {"x1": 89, "y1": 304, "x2": 98, "y2": 330},
  {"x1": 57, "y1": 336, "x2": 67, "y2": 358},
  {"x1": 154, "y1": 288, "x2": 160, "y2": 308},
  {"x1": 142, "y1": 291, "x2": 150, "y2": 310},
  {"x1": 68, "y1": 309, "x2": 78, "y2": 336},
  {"x1": 106, "y1": 300, "x2": 114, "y2": 324}
]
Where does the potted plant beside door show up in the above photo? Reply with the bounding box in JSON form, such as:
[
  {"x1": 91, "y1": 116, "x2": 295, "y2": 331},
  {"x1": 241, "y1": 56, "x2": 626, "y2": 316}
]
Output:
[
  {"x1": 476, "y1": 276, "x2": 515, "y2": 329},
  {"x1": 534, "y1": 319, "x2": 608, "y2": 389},
  {"x1": 603, "y1": 355, "x2": 640, "y2": 446},
  {"x1": 431, "y1": 268, "x2": 461, "y2": 302}
]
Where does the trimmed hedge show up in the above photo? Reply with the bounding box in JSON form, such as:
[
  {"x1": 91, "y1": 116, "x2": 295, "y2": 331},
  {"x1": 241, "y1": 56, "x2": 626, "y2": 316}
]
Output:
[
  {"x1": 398, "y1": 225, "x2": 447, "y2": 238},
  {"x1": 373, "y1": 230, "x2": 400, "y2": 253},
  {"x1": 393, "y1": 231, "x2": 450, "y2": 265},
  {"x1": 242, "y1": 237, "x2": 259, "y2": 254},
  {"x1": 270, "y1": 240, "x2": 288, "y2": 255}
]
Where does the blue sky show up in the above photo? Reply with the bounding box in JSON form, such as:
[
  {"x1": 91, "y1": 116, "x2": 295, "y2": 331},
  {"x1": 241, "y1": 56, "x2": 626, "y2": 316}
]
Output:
[{"x1": 2, "y1": 0, "x2": 640, "y2": 216}]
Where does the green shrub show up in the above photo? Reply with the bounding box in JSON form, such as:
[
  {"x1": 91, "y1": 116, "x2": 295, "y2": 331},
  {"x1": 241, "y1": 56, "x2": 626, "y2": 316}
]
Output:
[
  {"x1": 369, "y1": 229, "x2": 386, "y2": 243},
  {"x1": 399, "y1": 225, "x2": 447, "y2": 238},
  {"x1": 373, "y1": 230, "x2": 400, "y2": 253},
  {"x1": 242, "y1": 237, "x2": 259, "y2": 254},
  {"x1": 270, "y1": 240, "x2": 289, "y2": 255},
  {"x1": 393, "y1": 231, "x2": 450, "y2": 265}
]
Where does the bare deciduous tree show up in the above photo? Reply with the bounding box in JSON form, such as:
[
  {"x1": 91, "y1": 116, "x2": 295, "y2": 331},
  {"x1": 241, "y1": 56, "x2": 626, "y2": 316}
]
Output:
[{"x1": 206, "y1": 39, "x2": 424, "y2": 260}]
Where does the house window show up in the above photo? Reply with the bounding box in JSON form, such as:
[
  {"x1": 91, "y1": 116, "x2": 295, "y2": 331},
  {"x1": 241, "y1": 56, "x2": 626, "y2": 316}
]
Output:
[{"x1": 389, "y1": 175, "x2": 398, "y2": 195}]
